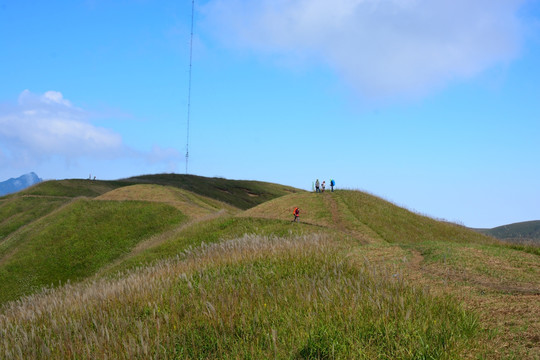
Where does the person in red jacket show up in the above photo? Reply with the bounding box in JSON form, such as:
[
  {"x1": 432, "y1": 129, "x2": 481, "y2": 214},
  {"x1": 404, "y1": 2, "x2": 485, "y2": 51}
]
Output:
[{"x1": 292, "y1": 207, "x2": 300, "y2": 222}]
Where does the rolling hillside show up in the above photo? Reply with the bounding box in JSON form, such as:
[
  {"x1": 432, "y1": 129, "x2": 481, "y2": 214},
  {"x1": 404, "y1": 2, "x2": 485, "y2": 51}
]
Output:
[
  {"x1": 0, "y1": 177, "x2": 538, "y2": 359},
  {"x1": 0, "y1": 175, "x2": 299, "y2": 303},
  {"x1": 476, "y1": 220, "x2": 540, "y2": 244}
]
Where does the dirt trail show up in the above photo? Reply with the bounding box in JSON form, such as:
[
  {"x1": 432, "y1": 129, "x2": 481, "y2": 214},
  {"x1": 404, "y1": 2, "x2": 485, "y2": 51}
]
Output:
[{"x1": 321, "y1": 193, "x2": 381, "y2": 245}]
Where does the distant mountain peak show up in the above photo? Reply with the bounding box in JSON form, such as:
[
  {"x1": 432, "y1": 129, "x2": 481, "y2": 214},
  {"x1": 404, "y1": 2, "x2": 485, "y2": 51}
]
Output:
[{"x1": 0, "y1": 172, "x2": 43, "y2": 196}]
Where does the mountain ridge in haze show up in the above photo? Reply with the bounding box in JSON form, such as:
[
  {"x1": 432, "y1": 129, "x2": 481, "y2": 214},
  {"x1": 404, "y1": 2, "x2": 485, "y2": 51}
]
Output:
[{"x1": 0, "y1": 172, "x2": 42, "y2": 196}]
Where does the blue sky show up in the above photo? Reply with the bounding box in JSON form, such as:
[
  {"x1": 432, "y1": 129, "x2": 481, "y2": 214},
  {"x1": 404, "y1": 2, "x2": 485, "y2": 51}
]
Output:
[{"x1": 1, "y1": 0, "x2": 539, "y2": 228}]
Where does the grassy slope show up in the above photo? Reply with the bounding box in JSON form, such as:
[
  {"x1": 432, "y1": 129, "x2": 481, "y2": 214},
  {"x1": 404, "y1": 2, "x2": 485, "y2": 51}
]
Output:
[
  {"x1": 238, "y1": 190, "x2": 540, "y2": 358},
  {"x1": 0, "y1": 197, "x2": 68, "y2": 242},
  {"x1": 0, "y1": 175, "x2": 300, "y2": 304},
  {"x1": 0, "y1": 174, "x2": 295, "y2": 305},
  {"x1": 0, "y1": 228, "x2": 479, "y2": 360},
  {"x1": 0, "y1": 199, "x2": 186, "y2": 303},
  {"x1": 0, "y1": 181, "x2": 538, "y2": 358},
  {"x1": 0, "y1": 179, "x2": 126, "y2": 244}
]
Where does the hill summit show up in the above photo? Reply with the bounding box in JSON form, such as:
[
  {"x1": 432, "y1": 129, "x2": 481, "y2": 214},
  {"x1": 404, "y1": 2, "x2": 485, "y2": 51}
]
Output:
[{"x1": 0, "y1": 172, "x2": 42, "y2": 196}]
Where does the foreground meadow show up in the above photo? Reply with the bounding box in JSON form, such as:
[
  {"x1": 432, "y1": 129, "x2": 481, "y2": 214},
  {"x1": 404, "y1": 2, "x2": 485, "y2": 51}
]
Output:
[{"x1": 0, "y1": 233, "x2": 478, "y2": 359}]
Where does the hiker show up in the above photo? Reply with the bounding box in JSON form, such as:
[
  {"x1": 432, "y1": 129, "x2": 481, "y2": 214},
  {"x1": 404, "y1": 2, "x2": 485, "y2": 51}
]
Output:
[
  {"x1": 292, "y1": 207, "x2": 300, "y2": 222},
  {"x1": 321, "y1": 181, "x2": 326, "y2": 192},
  {"x1": 315, "y1": 179, "x2": 320, "y2": 193},
  {"x1": 330, "y1": 179, "x2": 335, "y2": 192}
]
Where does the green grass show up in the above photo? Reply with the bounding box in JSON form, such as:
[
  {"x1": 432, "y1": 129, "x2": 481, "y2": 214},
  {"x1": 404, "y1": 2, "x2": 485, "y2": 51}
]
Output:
[
  {"x1": 501, "y1": 242, "x2": 540, "y2": 256},
  {"x1": 410, "y1": 240, "x2": 540, "y2": 288},
  {"x1": 0, "y1": 197, "x2": 68, "y2": 241},
  {"x1": 0, "y1": 199, "x2": 186, "y2": 304},
  {"x1": 102, "y1": 216, "x2": 321, "y2": 276},
  {"x1": 336, "y1": 190, "x2": 493, "y2": 245},
  {"x1": 240, "y1": 191, "x2": 335, "y2": 227}
]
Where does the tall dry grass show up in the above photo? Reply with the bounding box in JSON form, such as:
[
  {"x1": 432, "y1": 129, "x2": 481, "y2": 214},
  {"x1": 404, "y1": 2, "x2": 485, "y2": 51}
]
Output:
[{"x1": 0, "y1": 233, "x2": 478, "y2": 359}]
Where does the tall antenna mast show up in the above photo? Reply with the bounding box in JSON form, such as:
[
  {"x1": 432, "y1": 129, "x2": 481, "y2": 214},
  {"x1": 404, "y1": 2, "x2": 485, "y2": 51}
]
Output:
[{"x1": 185, "y1": 0, "x2": 195, "y2": 174}]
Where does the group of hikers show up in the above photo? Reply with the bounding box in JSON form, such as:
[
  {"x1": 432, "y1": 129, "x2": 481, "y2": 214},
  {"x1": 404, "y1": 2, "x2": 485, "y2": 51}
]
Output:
[
  {"x1": 292, "y1": 179, "x2": 336, "y2": 222},
  {"x1": 314, "y1": 178, "x2": 335, "y2": 193}
]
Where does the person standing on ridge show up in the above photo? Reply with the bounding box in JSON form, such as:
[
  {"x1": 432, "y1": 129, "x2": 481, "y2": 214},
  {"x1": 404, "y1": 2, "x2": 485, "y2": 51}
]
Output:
[
  {"x1": 292, "y1": 207, "x2": 300, "y2": 222},
  {"x1": 315, "y1": 179, "x2": 320, "y2": 193},
  {"x1": 321, "y1": 181, "x2": 326, "y2": 192},
  {"x1": 330, "y1": 179, "x2": 335, "y2": 192}
]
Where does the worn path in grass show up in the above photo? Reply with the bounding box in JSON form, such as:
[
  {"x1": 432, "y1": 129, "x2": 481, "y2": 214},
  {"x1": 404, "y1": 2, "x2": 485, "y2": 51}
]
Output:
[
  {"x1": 334, "y1": 191, "x2": 539, "y2": 359},
  {"x1": 242, "y1": 190, "x2": 540, "y2": 359}
]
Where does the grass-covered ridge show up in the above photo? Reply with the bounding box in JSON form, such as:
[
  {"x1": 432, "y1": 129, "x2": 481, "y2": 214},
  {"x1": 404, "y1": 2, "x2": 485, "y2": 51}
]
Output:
[{"x1": 0, "y1": 178, "x2": 538, "y2": 358}]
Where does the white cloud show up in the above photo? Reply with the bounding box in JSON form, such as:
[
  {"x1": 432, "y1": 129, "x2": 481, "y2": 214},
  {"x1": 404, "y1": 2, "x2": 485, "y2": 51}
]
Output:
[
  {"x1": 1, "y1": 90, "x2": 123, "y2": 160},
  {"x1": 201, "y1": 0, "x2": 527, "y2": 97},
  {"x1": 0, "y1": 90, "x2": 184, "y2": 178},
  {"x1": 42, "y1": 91, "x2": 73, "y2": 107},
  {"x1": 18, "y1": 89, "x2": 72, "y2": 108}
]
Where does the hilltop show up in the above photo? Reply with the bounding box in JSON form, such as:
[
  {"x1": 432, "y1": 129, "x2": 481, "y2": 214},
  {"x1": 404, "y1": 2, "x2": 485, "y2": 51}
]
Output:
[{"x1": 0, "y1": 175, "x2": 538, "y2": 359}]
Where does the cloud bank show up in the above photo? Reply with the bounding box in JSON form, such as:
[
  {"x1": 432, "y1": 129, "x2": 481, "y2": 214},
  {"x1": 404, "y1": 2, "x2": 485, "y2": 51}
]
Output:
[
  {"x1": 0, "y1": 90, "x2": 181, "y2": 173},
  {"x1": 0, "y1": 90, "x2": 123, "y2": 164},
  {"x1": 201, "y1": 0, "x2": 527, "y2": 97}
]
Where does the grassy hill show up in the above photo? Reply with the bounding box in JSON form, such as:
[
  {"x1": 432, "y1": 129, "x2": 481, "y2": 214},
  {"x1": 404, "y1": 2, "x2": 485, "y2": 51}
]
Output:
[
  {"x1": 476, "y1": 220, "x2": 540, "y2": 244},
  {"x1": 0, "y1": 199, "x2": 186, "y2": 303},
  {"x1": 0, "y1": 179, "x2": 538, "y2": 359},
  {"x1": 0, "y1": 175, "x2": 298, "y2": 304}
]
